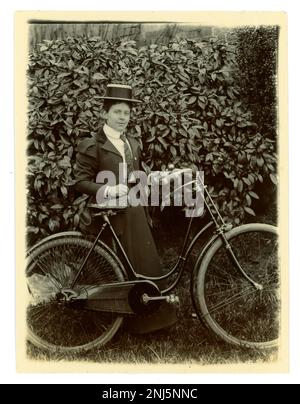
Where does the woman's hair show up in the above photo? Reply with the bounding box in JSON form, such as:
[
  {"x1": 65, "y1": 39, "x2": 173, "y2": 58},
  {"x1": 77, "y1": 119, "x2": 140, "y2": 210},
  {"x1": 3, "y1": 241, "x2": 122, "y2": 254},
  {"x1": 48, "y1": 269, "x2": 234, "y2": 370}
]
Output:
[{"x1": 102, "y1": 99, "x2": 133, "y2": 112}]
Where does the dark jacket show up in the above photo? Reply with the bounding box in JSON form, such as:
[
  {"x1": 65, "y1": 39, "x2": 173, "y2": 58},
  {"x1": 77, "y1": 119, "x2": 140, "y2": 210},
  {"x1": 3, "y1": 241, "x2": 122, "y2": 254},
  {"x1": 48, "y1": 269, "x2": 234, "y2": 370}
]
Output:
[
  {"x1": 74, "y1": 126, "x2": 177, "y2": 333},
  {"x1": 75, "y1": 127, "x2": 140, "y2": 198}
]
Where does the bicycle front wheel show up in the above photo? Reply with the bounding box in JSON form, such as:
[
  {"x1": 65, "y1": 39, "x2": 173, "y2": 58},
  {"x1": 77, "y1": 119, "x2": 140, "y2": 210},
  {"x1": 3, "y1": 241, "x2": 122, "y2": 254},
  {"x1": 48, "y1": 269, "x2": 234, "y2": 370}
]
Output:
[
  {"x1": 192, "y1": 223, "x2": 279, "y2": 349},
  {"x1": 26, "y1": 236, "x2": 125, "y2": 354}
]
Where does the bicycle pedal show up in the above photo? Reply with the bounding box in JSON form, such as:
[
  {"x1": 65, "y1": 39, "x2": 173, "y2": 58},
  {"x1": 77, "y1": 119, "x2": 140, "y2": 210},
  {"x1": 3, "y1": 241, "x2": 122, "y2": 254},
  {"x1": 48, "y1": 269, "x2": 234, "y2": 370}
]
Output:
[
  {"x1": 141, "y1": 293, "x2": 179, "y2": 305},
  {"x1": 165, "y1": 294, "x2": 179, "y2": 304}
]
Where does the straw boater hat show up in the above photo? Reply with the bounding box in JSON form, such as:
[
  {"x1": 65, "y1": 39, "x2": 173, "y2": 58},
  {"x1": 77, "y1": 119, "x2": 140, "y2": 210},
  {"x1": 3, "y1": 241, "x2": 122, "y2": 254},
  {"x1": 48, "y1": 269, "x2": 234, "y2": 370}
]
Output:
[{"x1": 100, "y1": 84, "x2": 141, "y2": 103}]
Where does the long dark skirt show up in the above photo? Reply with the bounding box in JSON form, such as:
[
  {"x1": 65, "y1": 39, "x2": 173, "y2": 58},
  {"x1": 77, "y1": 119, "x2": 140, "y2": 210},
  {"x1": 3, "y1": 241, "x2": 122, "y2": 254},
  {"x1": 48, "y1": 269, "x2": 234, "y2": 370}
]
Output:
[
  {"x1": 84, "y1": 205, "x2": 177, "y2": 334},
  {"x1": 117, "y1": 206, "x2": 162, "y2": 277}
]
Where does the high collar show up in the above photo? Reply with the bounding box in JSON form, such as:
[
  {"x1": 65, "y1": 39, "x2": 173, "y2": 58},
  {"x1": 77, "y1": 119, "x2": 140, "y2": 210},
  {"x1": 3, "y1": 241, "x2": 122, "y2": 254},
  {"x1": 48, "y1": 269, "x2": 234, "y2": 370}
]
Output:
[{"x1": 103, "y1": 124, "x2": 123, "y2": 140}]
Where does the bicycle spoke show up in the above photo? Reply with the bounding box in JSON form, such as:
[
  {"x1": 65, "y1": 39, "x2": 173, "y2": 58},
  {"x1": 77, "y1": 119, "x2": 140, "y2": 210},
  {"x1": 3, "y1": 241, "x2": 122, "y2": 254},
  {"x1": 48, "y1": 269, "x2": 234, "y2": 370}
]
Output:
[
  {"x1": 93, "y1": 315, "x2": 110, "y2": 333},
  {"x1": 205, "y1": 283, "x2": 248, "y2": 298},
  {"x1": 28, "y1": 253, "x2": 62, "y2": 290},
  {"x1": 206, "y1": 285, "x2": 256, "y2": 315},
  {"x1": 28, "y1": 308, "x2": 48, "y2": 324},
  {"x1": 208, "y1": 261, "x2": 241, "y2": 282}
]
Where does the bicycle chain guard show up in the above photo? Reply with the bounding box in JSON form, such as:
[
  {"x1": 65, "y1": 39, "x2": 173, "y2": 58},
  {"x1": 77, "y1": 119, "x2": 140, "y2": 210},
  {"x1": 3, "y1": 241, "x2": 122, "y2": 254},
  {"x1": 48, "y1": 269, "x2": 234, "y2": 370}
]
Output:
[{"x1": 68, "y1": 280, "x2": 163, "y2": 315}]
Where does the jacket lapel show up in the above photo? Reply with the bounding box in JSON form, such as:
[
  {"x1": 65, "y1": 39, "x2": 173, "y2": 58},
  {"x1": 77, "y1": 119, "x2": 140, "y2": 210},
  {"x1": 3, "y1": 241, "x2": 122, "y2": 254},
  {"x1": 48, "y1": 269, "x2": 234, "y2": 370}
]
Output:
[
  {"x1": 95, "y1": 127, "x2": 140, "y2": 160},
  {"x1": 127, "y1": 135, "x2": 140, "y2": 158},
  {"x1": 95, "y1": 128, "x2": 122, "y2": 158}
]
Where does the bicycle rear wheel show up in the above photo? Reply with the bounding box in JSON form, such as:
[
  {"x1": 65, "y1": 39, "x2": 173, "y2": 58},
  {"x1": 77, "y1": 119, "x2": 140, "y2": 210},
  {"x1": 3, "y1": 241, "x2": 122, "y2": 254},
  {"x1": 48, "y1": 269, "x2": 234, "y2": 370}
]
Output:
[
  {"x1": 26, "y1": 236, "x2": 125, "y2": 354},
  {"x1": 192, "y1": 224, "x2": 279, "y2": 349}
]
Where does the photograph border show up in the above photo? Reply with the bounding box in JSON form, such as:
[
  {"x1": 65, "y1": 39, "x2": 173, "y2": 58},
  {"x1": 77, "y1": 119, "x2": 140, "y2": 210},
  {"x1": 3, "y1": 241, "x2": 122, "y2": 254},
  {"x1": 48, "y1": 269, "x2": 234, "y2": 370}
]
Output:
[{"x1": 15, "y1": 10, "x2": 288, "y2": 374}]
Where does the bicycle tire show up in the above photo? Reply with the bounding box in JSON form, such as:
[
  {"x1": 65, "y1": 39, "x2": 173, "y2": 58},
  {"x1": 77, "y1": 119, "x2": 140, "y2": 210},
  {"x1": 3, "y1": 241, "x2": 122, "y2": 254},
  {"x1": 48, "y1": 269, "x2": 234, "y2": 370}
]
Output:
[
  {"x1": 26, "y1": 236, "x2": 125, "y2": 354},
  {"x1": 192, "y1": 223, "x2": 279, "y2": 349}
]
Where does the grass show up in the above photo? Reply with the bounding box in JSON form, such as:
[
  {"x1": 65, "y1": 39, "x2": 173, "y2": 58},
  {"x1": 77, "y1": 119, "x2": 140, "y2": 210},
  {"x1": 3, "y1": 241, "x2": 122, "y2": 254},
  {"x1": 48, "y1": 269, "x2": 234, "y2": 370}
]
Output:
[{"x1": 27, "y1": 204, "x2": 279, "y2": 366}]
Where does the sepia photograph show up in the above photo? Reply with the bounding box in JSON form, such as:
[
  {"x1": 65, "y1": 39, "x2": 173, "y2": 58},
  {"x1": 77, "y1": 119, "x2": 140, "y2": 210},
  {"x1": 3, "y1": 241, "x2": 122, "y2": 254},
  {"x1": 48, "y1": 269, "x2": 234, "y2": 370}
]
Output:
[{"x1": 15, "y1": 11, "x2": 288, "y2": 373}]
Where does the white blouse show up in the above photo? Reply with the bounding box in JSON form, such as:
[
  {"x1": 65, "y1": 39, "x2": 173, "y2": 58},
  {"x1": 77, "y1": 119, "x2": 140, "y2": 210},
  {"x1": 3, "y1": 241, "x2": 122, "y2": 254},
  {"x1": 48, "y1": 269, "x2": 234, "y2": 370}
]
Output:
[
  {"x1": 103, "y1": 123, "x2": 126, "y2": 162},
  {"x1": 102, "y1": 124, "x2": 134, "y2": 194}
]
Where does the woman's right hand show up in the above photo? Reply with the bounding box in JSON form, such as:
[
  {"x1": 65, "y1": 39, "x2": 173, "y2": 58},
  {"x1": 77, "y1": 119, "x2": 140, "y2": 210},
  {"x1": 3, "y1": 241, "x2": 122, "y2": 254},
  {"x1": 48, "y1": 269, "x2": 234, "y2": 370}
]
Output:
[{"x1": 106, "y1": 184, "x2": 129, "y2": 198}]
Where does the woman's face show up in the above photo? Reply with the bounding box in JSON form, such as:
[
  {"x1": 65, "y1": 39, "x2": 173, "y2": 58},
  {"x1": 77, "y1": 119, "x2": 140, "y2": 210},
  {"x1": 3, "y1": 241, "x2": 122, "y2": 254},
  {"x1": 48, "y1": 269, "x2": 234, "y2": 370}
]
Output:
[{"x1": 104, "y1": 102, "x2": 131, "y2": 132}]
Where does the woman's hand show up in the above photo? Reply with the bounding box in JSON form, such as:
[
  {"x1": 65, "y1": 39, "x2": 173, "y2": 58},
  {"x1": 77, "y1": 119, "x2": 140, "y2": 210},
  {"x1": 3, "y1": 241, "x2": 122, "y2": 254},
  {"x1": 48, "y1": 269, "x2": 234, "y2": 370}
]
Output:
[{"x1": 106, "y1": 184, "x2": 129, "y2": 198}]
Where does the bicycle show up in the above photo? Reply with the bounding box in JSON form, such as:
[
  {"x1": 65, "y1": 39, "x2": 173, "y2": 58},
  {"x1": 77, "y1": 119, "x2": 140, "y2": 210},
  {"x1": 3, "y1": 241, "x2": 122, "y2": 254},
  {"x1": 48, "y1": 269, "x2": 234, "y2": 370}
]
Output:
[{"x1": 26, "y1": 169, "x2": 279, "y2": 354}]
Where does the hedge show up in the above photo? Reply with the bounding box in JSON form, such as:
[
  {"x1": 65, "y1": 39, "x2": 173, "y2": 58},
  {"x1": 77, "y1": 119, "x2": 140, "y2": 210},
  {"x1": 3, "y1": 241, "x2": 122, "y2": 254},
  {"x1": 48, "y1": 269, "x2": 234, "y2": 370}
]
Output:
[
  {"x1": 235, "y1": 26, "x2": 279, "y2": 141},
  {"x1": 27, "y1": 36, "x2": 277, "y2": 244}
]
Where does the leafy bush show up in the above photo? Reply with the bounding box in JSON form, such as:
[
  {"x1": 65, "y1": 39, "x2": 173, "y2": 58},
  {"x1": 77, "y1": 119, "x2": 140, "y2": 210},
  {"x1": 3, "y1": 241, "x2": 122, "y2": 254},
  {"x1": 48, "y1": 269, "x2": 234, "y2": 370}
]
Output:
[
  {"x1": 235, "y1": 26, "x2": 279, "y2": 140},
  {"x1": 27, "y1": 36, "x2": 277, "y2": 244}
]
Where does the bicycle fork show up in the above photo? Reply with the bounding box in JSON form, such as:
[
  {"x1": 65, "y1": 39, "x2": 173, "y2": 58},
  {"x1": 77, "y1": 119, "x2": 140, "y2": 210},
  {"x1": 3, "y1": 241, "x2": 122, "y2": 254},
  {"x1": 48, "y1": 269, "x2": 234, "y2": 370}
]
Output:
[{"x1": 219, "y1": 229, "x2": 263, "y2": 291}]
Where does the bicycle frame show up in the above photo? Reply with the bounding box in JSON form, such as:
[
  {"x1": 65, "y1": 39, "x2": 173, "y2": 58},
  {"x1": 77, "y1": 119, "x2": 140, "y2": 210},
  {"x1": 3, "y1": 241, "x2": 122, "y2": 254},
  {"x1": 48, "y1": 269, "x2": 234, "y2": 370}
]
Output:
[
  {"x1": 70, "y1": 186, "x2": 228, "y2": 295},
  {"x1": 69, "y1": 169, "x2": 264, "y2": 299},
  {"x1": 71, "y1": 211, "x2": 216, "y2": 294}
]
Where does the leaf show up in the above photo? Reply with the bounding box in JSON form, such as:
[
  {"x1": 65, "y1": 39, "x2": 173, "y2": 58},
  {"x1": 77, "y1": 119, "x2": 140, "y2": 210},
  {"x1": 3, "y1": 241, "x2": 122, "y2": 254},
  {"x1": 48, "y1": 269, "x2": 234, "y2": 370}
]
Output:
[
  {"x1": 61, "y1": 186, "x2": 68, "y2": 198},
  {"x1": 238, "y1": 180, "x2": 243, "y2": 193},
  {"x1": 73, "y1": 214, "x2": 80, "y2": 227},
  {"x1": 27, "y1": 226, "x2": 39, "y2": 234},
  {"x1": 179, "y1": 129, "x2": 187, "y2": 138},
  {"x1": 72, "y1": 51, "x2": 81, "y2": 60},
  {"x1": 198, "y1": 101, "x2": 206, "y2": 110},
  {"x1": 244, "y1": 206, "x2": 256, "y2": 216},
  {"x1": 242, "y1": 177, "x2": 251, "y2": 186},
  {"x1": 73, "y1": 195, "x2": 89, "y2": 205},
  {"x1": 146, "y1": 135, "x2": 155, "y2": 143},
  {"x1": 92, "y1": 73, "x2": 106, "y2": 80},
  {"x1": 233, "y1": 178, "x2": 239, "y2": 189},
  {"x1": 57, "y1": 72, "x2": 71, "y2": 79},
  {"x1": 44, "y1": 167, "x2": 51, "y2": 178},
  {"x1": 135, "y1": 125, "x2": 141, "y2": 136},
  {"x1": 127, "y1": 48, "x2": 138, "y2": 56},
  {"x1": 154, "y1": 144, "x2": 163, "y2": 155},
  {"x1": 63, "y1": 211, "x2": 71, "y2": 222},
  {"x1": 158, "y1": 137, "x2": 168, "y2": 150},
  {"x1": 49, "y1": 219, "x2": 59, "y2": 232},
  {"x1": 73, "y1": 80, "x2": 83, "y2": 87},
  {"x1": 216, "y1": 119, "x2": 224, "y2": 128},
  {"x1": 249, "y1": 191, "x2": 259, "y2": 199},
  {"x1": 68, "y1": 146, "x2": 74, "y2": 159},
  {"x1": 270, "y1": 173, "x2": 278, "y2": 185},
  {"x1": 68, "y1": 60, "x2": 75, "y2": 69},
  {"x1": 257, "y1": 157, "x2": 264, "y2": 167},
  {"x1": 50, "y1": 204, "x2": 64, "y2": 210},
  {"x1": 187, "y1": 96, "x2": 197, "y2": 105},
  {"x1": 170, "y1": 146, "x2": 177, "y2": 158}
]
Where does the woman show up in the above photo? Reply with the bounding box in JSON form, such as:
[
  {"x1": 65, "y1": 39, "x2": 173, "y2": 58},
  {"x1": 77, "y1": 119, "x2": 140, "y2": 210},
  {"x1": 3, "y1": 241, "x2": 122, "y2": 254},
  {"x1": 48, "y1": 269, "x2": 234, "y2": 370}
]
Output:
[{"x1": 75, "y1": 83, "x2": 177, "y2": 334}]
